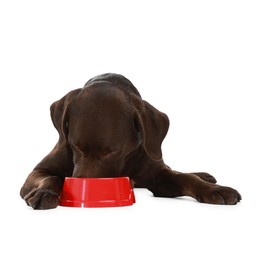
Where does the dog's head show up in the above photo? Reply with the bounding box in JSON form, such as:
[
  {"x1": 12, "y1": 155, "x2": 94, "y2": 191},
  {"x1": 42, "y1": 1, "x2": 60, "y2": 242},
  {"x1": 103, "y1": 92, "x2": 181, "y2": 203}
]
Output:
[{"x1": 50, "y1": 82, "x2": 169, "y2": 178}]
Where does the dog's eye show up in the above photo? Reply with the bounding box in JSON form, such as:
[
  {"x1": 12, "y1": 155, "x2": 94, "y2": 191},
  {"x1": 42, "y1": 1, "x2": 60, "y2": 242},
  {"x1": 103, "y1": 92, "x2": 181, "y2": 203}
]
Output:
[{"x1": 133, "y1": 119, "x2": 139, "y2": 132}]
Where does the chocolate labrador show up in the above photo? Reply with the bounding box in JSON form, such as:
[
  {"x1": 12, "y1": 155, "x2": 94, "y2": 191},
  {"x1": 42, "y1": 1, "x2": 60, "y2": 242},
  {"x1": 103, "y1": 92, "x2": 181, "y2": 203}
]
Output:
[{"x1": 20, "y1": 73, "x2": 241, "y2": 209}]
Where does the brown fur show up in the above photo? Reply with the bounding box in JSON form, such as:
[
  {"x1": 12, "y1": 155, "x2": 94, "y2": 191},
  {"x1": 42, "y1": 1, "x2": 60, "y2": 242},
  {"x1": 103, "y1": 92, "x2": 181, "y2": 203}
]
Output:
[{"x1": 20, "y1": 73, "x2": 241, "y2": 209}]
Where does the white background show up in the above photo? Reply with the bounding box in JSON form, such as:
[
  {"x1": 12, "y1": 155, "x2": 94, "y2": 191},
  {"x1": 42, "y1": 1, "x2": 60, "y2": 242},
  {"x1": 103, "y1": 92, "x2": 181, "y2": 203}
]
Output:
[{"x1": 1, "y1": 0, "x2": 259, "y2": 259}]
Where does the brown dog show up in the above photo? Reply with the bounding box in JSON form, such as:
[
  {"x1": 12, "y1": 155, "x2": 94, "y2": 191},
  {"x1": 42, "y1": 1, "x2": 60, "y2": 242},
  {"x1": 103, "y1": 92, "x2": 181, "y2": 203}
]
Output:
[{"x1": 20, "y1": 73, "x2": 241, "y2": 209}]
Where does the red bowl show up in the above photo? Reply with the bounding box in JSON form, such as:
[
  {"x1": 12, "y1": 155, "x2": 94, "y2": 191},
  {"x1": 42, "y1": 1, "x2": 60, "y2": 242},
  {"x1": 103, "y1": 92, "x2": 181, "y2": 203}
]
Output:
[{"x1": 59, "y1": 177, "x2": 135, "y2": 208}]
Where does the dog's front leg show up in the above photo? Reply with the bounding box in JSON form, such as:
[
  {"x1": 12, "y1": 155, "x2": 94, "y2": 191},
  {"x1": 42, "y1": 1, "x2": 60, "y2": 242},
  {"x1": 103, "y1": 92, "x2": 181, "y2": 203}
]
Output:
[
  {"x1": 151, "y1": 169, "x2": 241, "y2": 205},
  {"x1": 20, "y1": 143, "x2": 73, "y2": 209}
]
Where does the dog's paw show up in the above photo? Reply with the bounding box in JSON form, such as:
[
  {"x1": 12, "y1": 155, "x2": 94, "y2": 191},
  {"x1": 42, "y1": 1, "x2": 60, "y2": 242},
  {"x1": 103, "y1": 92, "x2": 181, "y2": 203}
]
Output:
[
  {"x1": 197, "y1": 185, "x2": 242, "y2": 205},
  {"x1": 23, "y1": 188, "x2": 60, "y2": 210},
  {"x1": 191, "y1": 172, "x2": 217, "y2": 184}
]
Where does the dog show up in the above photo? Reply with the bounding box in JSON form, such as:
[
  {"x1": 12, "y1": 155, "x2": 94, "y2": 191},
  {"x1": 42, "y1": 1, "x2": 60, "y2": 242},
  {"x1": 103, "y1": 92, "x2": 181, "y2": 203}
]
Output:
[{"x1": 20, "y1": 73, "x2": 241, "y2": 209}]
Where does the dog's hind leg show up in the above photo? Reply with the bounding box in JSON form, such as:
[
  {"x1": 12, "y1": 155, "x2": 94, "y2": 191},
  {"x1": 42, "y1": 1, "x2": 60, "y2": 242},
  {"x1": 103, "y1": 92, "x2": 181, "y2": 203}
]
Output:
[
  {"x1": 189, "y1": 172, "x2": 217, "y2": 184},
  {"x1": 151, "y1": 169, "x2": 241, "y2": 205}
]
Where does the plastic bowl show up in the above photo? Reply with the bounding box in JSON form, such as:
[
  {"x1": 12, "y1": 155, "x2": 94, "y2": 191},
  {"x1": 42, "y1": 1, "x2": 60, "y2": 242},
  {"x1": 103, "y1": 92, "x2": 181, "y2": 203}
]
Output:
[{"x1": 59, "y1": 177, "x2": 135, "y2": 208}]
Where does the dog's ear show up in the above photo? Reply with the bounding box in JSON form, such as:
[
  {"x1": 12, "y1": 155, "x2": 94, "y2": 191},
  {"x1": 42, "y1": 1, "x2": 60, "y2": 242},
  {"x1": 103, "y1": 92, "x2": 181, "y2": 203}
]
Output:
[
  {"x1": 50, "y1": 89, "x2": 81, "y2": 141},
  {"x1": 131, "y1": 94, "x2": 169, "y2": 160}
]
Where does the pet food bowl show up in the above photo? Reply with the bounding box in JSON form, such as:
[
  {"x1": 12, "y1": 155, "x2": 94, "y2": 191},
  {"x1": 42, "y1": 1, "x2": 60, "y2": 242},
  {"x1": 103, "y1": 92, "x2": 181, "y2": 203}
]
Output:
[{"x1": 59, "y1": 177, "x2": 135, "y2": 208}]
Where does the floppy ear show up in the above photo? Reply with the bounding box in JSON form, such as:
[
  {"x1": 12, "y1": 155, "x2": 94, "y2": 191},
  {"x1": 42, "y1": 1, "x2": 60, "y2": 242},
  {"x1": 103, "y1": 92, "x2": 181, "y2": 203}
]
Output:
[
  {"x1": 50, "y1": 89, "x2": 81, "y2": 140},
  {"x1": 131, "y1": 94, "x2": 169, "y2": 160}
]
